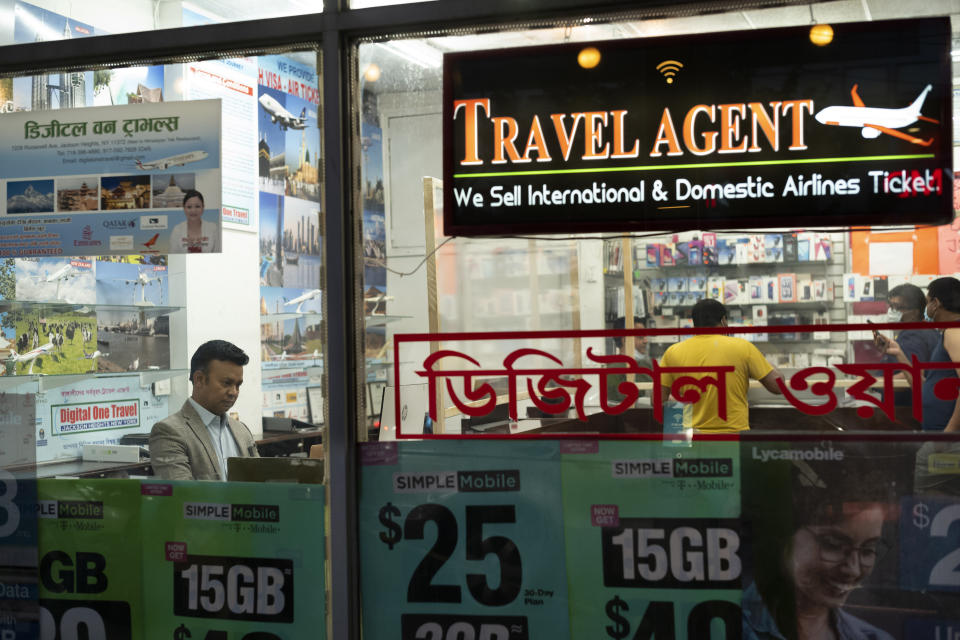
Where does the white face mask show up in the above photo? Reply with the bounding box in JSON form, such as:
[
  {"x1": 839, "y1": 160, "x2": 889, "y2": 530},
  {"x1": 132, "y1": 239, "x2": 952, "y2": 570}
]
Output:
[{"x1": 886, "y1": 308, "x2": 903, "y2": 322}]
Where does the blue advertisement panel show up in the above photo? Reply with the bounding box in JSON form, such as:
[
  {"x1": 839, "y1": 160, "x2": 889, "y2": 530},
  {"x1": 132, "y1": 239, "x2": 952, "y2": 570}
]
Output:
[
  {"x1": 0, "y1": 393, "x2": 38, "y2": 639},
  {"x1": 359, "y1": 440, "x2": 570, "y2": 639},
  {"x1": 742, "y1": 437, "x2": 960, "y2": 640},
  {"x1": 0, "y1": 99, "x2": 222, "y2": 256}
]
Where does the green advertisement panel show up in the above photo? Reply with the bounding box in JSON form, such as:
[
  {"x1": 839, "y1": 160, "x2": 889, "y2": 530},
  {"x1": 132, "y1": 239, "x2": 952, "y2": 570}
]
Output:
[
  {"x1": 359, "y1": 440, "x2": 570, "y2": 639},
  {"x1": 37, "y1": 478, "x2": 142, "y2": 640},
  {"x1": 140, "y1": 481, "x2": 326, "y2": 640},
  {"x1": 561, "y1": 440, "x2": 742, "y2": 640}
]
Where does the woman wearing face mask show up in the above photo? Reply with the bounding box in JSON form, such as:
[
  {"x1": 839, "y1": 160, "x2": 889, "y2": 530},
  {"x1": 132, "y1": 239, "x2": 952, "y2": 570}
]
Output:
[
  {"x1": 874, "y1": 284, "x2": 938, "y2": 409},
  {"x1": 743, "y1": 462, "x2": 895, "y2": 640},
  {"x1": 883, "y1": 277, "x2": 960, "y2": 431}
]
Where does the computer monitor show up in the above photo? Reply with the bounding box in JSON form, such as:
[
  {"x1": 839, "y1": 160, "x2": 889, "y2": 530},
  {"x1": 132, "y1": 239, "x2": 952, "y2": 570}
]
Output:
[
  {"x1": 306, "y1": 385, "x2": 324, "y2": 425},
  {"x1": 377, "y1": 384, "x2": 429, "y2": 441}
]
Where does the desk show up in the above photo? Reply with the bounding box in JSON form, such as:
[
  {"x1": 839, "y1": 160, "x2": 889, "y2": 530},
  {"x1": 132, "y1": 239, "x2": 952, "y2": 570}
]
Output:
[
  {"x1": 28, "y1": 459, "x2": 153, "y2": 479},
  {"x1": 524, "y1": 405, "x2": 920, "y2": 435},
  {"x1": 256, "y1": 428, "x2": 323, "y2": 457}
]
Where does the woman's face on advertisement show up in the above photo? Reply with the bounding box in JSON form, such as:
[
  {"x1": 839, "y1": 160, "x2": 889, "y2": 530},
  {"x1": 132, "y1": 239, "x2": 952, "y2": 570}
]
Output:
[
  {"x1": 789, "y1": 504, "x2": 885, "y2": 612},
  {"x1": 184, "y1": 196, "x2": 204, "y2": 221}
]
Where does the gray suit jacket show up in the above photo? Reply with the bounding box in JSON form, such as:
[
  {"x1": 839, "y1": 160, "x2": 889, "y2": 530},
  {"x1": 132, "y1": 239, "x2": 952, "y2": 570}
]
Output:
[{"x1": 150, "y1": 400, "x2": 259, "y2": 481}]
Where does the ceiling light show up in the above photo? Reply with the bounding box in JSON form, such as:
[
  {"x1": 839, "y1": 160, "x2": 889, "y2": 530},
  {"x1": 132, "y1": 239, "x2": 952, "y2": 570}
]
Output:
[
  {"x1": 809, "y1": 23, "x2": 833, "y2": 46},
  {"x1": 578, "y1": 46, "x2": 601, "y2": 69},
  {"x1": 363, "y1": 63, "x2": 381, "y2": 82}
]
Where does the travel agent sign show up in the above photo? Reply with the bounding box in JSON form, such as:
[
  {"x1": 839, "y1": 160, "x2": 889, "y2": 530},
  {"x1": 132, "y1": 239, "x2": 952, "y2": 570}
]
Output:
[{"x1": 443, "y1": 18, "x2": 951, "y2": 235}]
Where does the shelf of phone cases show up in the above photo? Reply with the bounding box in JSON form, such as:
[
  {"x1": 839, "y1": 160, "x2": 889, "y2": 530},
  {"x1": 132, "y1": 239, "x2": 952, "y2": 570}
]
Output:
[
  {"x1": 0, "y1": 300, "x2": 182, "y2": 318},
  {"x1": 0, "y1": 368, "x2": 188, "y2": 392}
]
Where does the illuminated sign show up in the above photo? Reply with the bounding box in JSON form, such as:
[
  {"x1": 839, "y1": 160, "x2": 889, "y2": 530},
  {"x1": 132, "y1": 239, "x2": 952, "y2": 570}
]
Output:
[{"x1": 443, "y1": 18, "x2": 952, "y2": 235}]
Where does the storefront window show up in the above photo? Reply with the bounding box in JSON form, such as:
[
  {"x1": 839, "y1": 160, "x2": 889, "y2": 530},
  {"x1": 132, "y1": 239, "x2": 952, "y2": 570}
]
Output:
[
  {"x1": 356, "y1": 2, "x2": 960, "y2": 439},
  {"x1": 0, "y1": 34, "x2": 327, "y2": 637},
  {"x1": 0, "y1": 0, "x2": 322, "y2": 45},
  {"x1": 354, "y1": 5, "x2": 960, "y2": 640}
]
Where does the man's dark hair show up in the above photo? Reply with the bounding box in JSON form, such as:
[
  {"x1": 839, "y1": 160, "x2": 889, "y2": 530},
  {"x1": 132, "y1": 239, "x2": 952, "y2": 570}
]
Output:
[
  {"x1": 691, "y1": 298, "x2": 727, "y2": 328},
  {"x1": 190, "y1": 340, "x2": 248, "y2": 382},
  {"x1": 927, "y1": 277, "x2": 960, "y2": 313},
  {"x1": 887, "y1": 283, "x2": 926, "y2": 313},
  {"x1": 183, "y1": 189, "x2": 205, "y2": 207},
  {"x1": 612, "y1": 316, "x2": 645, "y2": 350}
]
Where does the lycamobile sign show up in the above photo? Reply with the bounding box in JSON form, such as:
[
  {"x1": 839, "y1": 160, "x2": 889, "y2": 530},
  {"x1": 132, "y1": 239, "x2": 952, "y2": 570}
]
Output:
[{"x1": 443, "y1": 18, "x2": 951, "y2": 235}]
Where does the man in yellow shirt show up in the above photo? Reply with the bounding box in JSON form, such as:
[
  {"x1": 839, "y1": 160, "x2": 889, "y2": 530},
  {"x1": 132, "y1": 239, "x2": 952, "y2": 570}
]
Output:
[{"x1": 660, "y1": 299, "x2": 783, "y2": 433}]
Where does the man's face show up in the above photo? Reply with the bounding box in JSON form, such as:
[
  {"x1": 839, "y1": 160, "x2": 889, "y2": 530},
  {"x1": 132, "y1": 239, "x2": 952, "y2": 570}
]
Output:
[{"x1": 192, "y1": 359, "x2": 243, "y2": 415}]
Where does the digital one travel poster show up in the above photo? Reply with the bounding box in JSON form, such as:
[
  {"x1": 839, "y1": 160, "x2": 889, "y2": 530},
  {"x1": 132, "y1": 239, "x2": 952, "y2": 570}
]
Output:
[
  {"x1": 359, "y1": 440, "x2": 570, "y2": 639},
  {"x1": 0, "y1": 99, "x2": 222, "y2": 256},
  {"x1": 37, "y1": 375, "x2": 169, "y2": 463},
  {"x1": 140, "y1": 480, "x2": 326, "y2": 640},
  {"x1": 561, "y1": 440, "x2": 741, "y2": 640}
]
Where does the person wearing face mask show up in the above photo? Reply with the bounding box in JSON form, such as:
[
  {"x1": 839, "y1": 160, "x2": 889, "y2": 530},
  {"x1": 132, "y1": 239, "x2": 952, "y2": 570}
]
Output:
[
  {"x1": 606, "y1": 316, "x2": 653, "y2": 405},
  {"x1": 883, "y1": 277, "x2": 960, "y2": 431},
  {"x1": 875, "y1": 284, "x2": 939, "y2": 408},
  {"x1": 659, "y1": 299, "x2": 783, "y2": 432},
  {"x1": 743, "y1": 460, "x2": 896, "y2": 640}
]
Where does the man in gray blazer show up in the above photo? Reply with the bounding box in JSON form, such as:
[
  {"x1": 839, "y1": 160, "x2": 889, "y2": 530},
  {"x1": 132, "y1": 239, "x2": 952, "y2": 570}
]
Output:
[{"x1": 150, "y1": 340, "x2": 259, "y2": 480}]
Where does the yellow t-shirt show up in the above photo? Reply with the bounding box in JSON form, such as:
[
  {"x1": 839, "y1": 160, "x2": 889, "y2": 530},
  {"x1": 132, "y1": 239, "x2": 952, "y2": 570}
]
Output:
[{"x1": 660, "y1": 334, "x2": 773, "y2": 432}]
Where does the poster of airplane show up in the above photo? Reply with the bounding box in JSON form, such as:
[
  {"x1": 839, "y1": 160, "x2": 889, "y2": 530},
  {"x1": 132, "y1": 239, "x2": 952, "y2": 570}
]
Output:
[
  {"x1": 95, "y1": 260, "x2": 168, "y2": 306},
  {"x1": 14, "y1": 257, "x2": 95, "y2": 304}
]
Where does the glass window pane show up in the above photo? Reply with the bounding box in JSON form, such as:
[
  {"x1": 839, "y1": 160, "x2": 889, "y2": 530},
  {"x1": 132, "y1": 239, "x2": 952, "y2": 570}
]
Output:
[
  {"x1": 2, "y1": 45, "x2": 326, "y2": 449},
  {"x1": 356, "y1": 2, "x2": 960, "y2": 441},
  {"x1": 0, "y1": 0, "x2": 321, "y2": 45}
]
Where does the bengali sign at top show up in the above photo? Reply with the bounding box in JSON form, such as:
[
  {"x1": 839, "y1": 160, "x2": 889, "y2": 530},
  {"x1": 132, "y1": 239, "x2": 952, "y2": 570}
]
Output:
[{"x1": 443, "y1": 18, "x2": 952, "y2": 236}]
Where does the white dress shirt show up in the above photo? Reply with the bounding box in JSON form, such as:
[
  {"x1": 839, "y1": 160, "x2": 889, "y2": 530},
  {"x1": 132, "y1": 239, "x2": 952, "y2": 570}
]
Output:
[{"x1": 188, "y1": 397, "x2": 241, "y2": 478}]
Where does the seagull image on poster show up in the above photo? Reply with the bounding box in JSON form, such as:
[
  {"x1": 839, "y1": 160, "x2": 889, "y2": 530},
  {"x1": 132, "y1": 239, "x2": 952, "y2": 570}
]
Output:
[
  {"x1": 814, "y1": 84, "x2": 938, "y2": 146},
  {"x1": 135, "y1": 150, "x2": 208, "y2": 171},
  {"x1": 259, "y1": 94, "x2": 308, "y2": 130}
]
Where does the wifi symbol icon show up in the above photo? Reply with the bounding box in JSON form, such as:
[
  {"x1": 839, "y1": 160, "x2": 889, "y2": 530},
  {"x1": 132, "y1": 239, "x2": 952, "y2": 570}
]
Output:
[{"x1": 656, "y1": 60, "x2": 683, "y2": 84}]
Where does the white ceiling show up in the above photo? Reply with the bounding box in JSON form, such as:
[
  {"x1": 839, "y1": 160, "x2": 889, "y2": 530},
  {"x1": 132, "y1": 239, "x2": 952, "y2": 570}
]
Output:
[{"x1": 356, "y1": 0, "x2": 960, "y2": 94}]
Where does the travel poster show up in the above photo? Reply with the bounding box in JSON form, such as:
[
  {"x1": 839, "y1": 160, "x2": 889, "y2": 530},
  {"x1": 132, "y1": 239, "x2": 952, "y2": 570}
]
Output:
[
  {"x1": 36, "y1": 376, "x2": 169, "y2": 463},
  {"x1": 257, "y1": 54, "x2": 320, "y2": 202},
  {"x1": 187, "y1": 58, "x2": 258, "y2": 229},
  {"x1": 0, "y1": 99, "x2": 222, "y2": 255}
]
